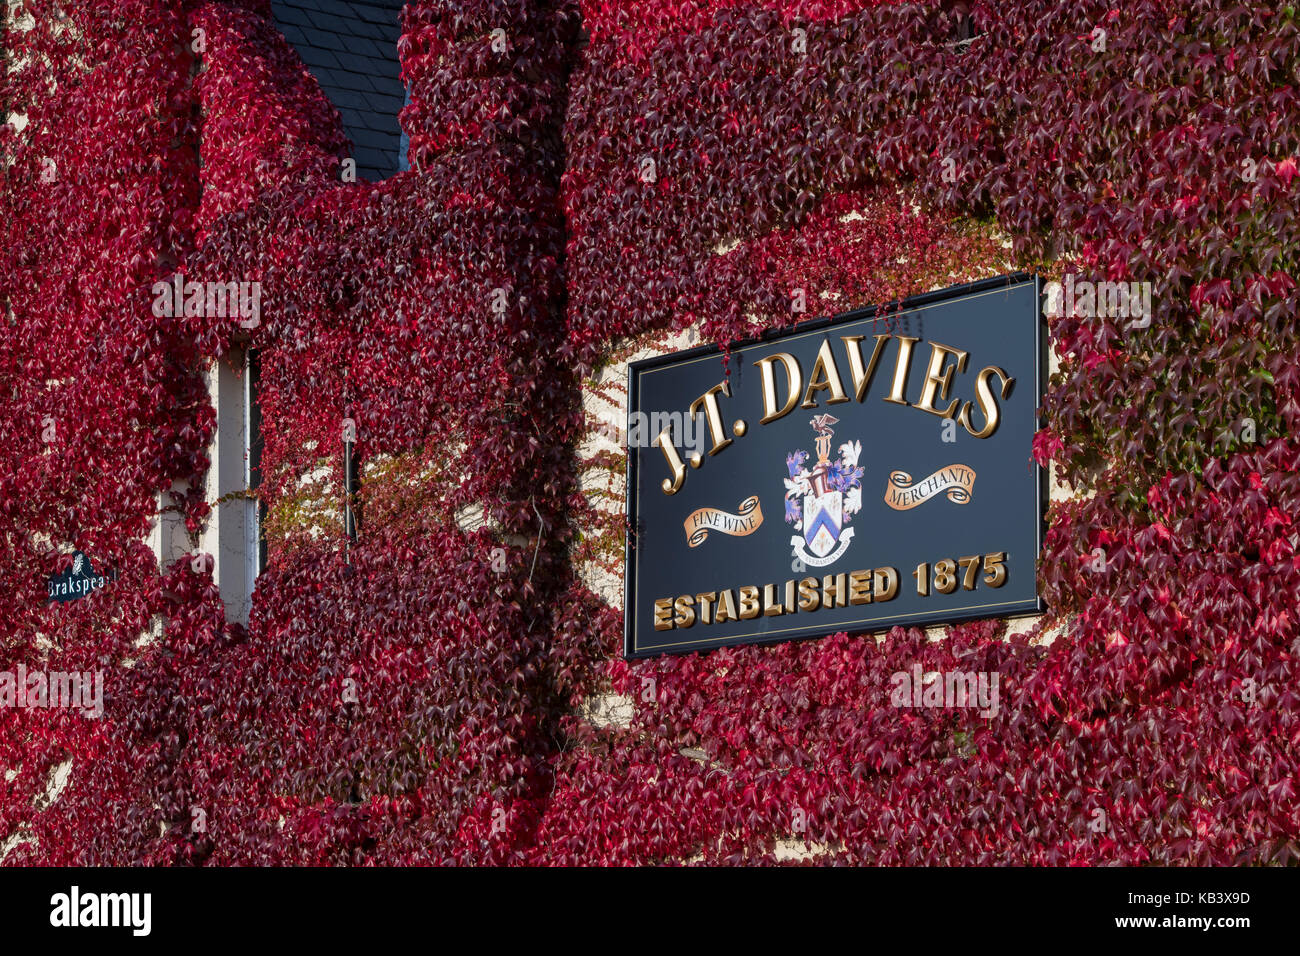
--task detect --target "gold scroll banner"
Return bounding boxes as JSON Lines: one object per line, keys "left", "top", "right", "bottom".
{"left": 684, "top": 495, "right": 764, "bottom": 548}
{"left": 885, "top": 465, "right": 977, "bottom": 511}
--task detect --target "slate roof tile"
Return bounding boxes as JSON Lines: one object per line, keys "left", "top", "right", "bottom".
{"left": 271, "top": 0, "right": 405, "bottom": 180}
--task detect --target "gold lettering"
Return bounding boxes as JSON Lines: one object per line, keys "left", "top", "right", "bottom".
{"left": 800, "top": 338, "right": 849, "bottom": 408}
{"left": 737, "top": 585, "right": 761, "bottom": 620}
{"left": 848, "top": 570, "right": 872, "bottom": 605}
{"left": 913, "top": 341, "right": 969, "bottom": 418}
{"left": 841, "top": 333, "right": 892, "bottom": 402}
{"left": 715, "top": 588, "right": 738, "bottom": 623}
{"left": 654, "top": 598, "right": 674, "bottom": 631}
{"left": 822, "top": 573, "right": 847, "bottom": 609}
{"left": 755, "top": 353, "right": 803, "bottom": 425}
{"left": 873, "top": 567, "right": 899, "bottom": 601}
{"left": 762, "top": 583, "right": 784, "bottom": 616}
{"left": 673, "top": 595, "right": 696, "bottom": 628}
{"left": 798, "top": 577, "right": 820, "bottom": 612}
{"left": 884, "top": 336, "right": 920, "bottom": 405}
{"left": 653, "top": 426, "right": 687, "bottom": 495}
{"left": 696, "top": 591, "right": 716, "bottom": 625}
{"left": 690, "top": 381, "right": 733, "bottom": 457}
{"left": 959, "top": 365, "right": 1013, "bottom": 438}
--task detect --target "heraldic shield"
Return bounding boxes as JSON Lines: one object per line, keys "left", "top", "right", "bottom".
{"left": 785, "top": 414, "right": 864, "bottom": 568}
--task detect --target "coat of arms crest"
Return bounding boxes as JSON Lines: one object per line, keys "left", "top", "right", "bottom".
{"left": 785, "top": 414, "right": 863, "bottom": 568}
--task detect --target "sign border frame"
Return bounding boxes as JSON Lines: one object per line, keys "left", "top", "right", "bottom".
{"left": 623, "top": 272, "right": 1047, "bottom": 660}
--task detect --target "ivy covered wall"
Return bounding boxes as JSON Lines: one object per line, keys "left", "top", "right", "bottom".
{"left": 2, "top": 0, "right": 1298, "bottom": 864}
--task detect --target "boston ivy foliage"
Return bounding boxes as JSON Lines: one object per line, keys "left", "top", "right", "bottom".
{"left": 1, "top": 0, "right": 1297, "bottom": 864}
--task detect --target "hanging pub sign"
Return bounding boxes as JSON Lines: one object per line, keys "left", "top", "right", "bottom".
{"left": 47, "top": 551, "right": 114, "bottom": 604}
{"left": 624, "top": 274, "right": 1045, "bottom": 658}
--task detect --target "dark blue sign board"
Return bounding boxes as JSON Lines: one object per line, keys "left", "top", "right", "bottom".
{"left": 624, "top": 274, "right": 1045, "bottom": 658}
{"left": 47, "top": 551, "right": 113, "bottom": 603}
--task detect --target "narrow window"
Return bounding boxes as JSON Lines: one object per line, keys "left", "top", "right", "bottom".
{"left": 204, "top": 347, "right": 263, "bottom": 625}
{"left": 247, "top": 348, "right": 266, "bottom": 580}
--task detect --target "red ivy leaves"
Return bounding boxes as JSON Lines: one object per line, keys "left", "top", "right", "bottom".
{"left": 2, "top": 0, "right": 1298, "bottom": 865}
